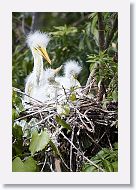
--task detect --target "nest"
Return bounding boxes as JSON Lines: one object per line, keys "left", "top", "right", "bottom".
{"left": 13, "top": 87, "right": 118, "bottom": 172}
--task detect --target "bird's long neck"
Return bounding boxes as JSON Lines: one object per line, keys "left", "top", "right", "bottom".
{"left": 33, "top": 53, "right": 44, "bottom": 86}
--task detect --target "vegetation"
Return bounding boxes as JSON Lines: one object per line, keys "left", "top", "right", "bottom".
{"left": 12, "top": 12, "right": 118, "bottom": 172}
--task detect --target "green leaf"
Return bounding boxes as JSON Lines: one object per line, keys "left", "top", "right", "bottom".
{"left": 102, "top": 159, "right": 113, "bottom": 172}
{"left": 112, "top": 90, "right": 118, "bottom": 102}
{"left": 82, "top": 164, "right": 97, "bottom": 172}
{"left": 29, "top": 129, "right": 50, "bottom": 155}
{"left": 12, "top": 157, "right": 37, "bottom": 172}
{"left": 63, "top": 104, "right": 70, "bottom": 115}
{"left": 49, "top": 140, "right": 60, "bottom": 156}
{"left": 82, "top": 143, "right": 118, "bottom": 172}
{"left": 112, "top": 161, "right": 118, "bottom": 172}
{"left": 12, "top": 124, "right": 23, "bottom": 140}
{"left": 70, "top": 93, "right": 77, "bottom": 101}
{"left": 56, "top": 115, "right": 72, "bottom": 131}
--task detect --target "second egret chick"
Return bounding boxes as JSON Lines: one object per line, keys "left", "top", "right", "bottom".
{"left": 32, "top": 66, "right": 62, "bottom": 103}
{"left": 56, "top": 60, "right": 82, "bottom": 96}
{"left": 55, "top": 61, "right": 82, "bottom": 116}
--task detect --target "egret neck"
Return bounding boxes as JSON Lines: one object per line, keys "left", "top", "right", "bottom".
{"left": 32, "top": 51, "right": 44, "bottom": 86}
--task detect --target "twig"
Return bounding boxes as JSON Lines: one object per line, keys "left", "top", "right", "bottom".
{"left": 41, "top": 153, "right": 47, "bottom": 172}
{"left": 106, "top": 134, "right": 113, "bottom": 151}
{"left": 60, "top": 131, "right": 105, "bottom": 172}
{"left": 12, "top": 87, "right": 43, "bottom": 105}
{"left": 86, "top": 132, "right": 102, "bottom": 149}
{"left": 54, "top": 158, "right": 61, "bottom": 172}
{"left": 70, "top": 126, "right": 75, "bottom": 171}
{"left": 85, "top": 63, "right": 98, "bottom": 94}
{"left": 30, "top": 12, "right": 36, "bottom": 32}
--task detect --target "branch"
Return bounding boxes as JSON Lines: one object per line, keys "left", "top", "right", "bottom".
{"left": 98, "top": 13, "right": 105, "bottom": 51}
{"left": 105, "top": 15, "right": 118, "bottom": 49}
{"left": 85, "top": 62, "right": 98, "bottom": 92}
{"left": 60, "top": 131, "right": 105, "bottom": 172}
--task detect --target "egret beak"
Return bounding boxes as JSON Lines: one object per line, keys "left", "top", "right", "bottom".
{"left": 39, "top": 47, "right": 51, "bottom": 65}
{"left": 54, "top": 65, "right": 63, "bottom": 74}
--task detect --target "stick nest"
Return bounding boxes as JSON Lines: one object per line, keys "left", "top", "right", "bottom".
{"left": 14, "top": 87, "right": 118, "bottom": 172}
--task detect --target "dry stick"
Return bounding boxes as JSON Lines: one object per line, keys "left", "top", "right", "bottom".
{"left": 41, "top": 153, "right": 47, "bottom": 172}
{"left": 54, "top": 158, "right": 61, "bottom": 172}
{"left": 91, "top": 131, "right": 107, "bottom": 153}
{"left": 47, "top": 121, "right": 72, "bottom": 172}
{"left": 83, "top": 113, "right": 95, "bottom": 132}
{"left": 85, "top": 63, "right": 98, "bottom": 94}
{"left": 86, "top": 132, "right": 102, "bottom": 150}
{"left": 30, "top": 12, "right": 36, "bottom": 32}
{"left": 82, "top": 105, "right": 117, "bottom": 114}
{"left": 77, "top": 110, "right": 92, "bottom": 132}
{"left": 30, "top": 113, "right": 55, "bottom": 127}
{"left": 13, "top": 15, "right": 30, "bottom": 33}
{"left": 106, "top": 134, "right": 113, "bottom": 151}
{"left": 14, "top": 108, "right": 46, "bottom": 121}
{"left": 76, "top": 109, "right": 94, "bottom": 132}
{"left": 21, "top": 15, "right": 26, "bottom": 35}
{"left": 12, "top": 87, "right": 43, "bottom": 105}
{"left": 60, "top": 131, "right": 105, "bottom": 172}
{"left": 70, "top": 126, "right": 75, "bottom": 171}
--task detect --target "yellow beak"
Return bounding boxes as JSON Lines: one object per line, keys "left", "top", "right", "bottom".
{"left": 54, "top": 65, "right": 63, "bottom": 74}
{"left": 39, "top": 47, "right": 51, "bottom": 65}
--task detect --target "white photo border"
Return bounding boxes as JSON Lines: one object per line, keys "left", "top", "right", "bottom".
{"left": 0, "top": 0, "right": 130, "bottom": 184}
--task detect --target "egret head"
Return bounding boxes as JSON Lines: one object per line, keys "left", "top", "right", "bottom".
{"left": 44, "top": 65, "right": 63, "bottom": 83}
{"left": 26, "top": 31, "right": 51, "bottom": 64}
{"left": 64, "top": 60, "right": 82, "bottom": 78}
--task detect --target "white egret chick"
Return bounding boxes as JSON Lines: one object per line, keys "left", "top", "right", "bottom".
{"left": 55, "top": 60, "right": 82, "bottom": 116}
{"left": 32, "top": 66, "right": 63, "bottom": 103}
{"left": 56, "top": 60, "right": 82, "bottom": 96}
{"left": 24, "top": 31, "right": 52, "bottom": 105}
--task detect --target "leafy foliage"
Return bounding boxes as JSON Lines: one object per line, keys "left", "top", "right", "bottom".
{"left": 12, "top": 157, "right": 37, "bottom": 172}
{"left": 82, "top": 143, "right": 118, "bottom": 172}
{"left": 12, "top": 12, "right": 118, "bottom": 172}
{"left": 29, "top": 129, "right": 50, "bottom": 155}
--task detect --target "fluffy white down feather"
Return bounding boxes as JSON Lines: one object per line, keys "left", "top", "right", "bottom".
{"left": 31, "top": 69, "right": 60, "bottom": 103}
{"left": 24, "top": 31, "right": 52, "bottom": 107}
{"left": 24, "top": 68, "right": 60, "bottom": 104}
{"left": 24, "top": 31, "right": 82, "bottom": 114}
{"left": 26, "top": 31, "right": 50, "bottom": 49}
{"left": 55, "top": 60, "right": 82, "bottom": 97}
{"left": 64, "top": 60, "right": 82, "bottom": 78}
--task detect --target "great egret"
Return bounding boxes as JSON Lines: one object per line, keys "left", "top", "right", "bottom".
{"left": 24, "top": 31, "right": 52, "bottom": 105}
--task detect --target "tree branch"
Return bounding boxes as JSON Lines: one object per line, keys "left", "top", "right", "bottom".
{"left": 105, "top": 15, "right": 118, "bottom": 49}
{"left": 98, "top": 12, "right": 105, "bottom": 51}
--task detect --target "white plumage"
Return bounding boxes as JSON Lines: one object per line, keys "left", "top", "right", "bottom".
{"left": 56, "top": 60, "right": 82, "bottom": 96}
{"left": 55, "top": 60, "right": 82, "bottom": 115}
{"left": 24, "top": 31, "right": 52, "bottom": 106}
{"left": 64, "top": 60, "right": 82, "bottom": 78}
{"left": 23, "top": 31, "right": 82, "bottom": 116}
{"left": 31, "top": 68, "right": 62, "bottom": 103}
{"left": 27, "top": 31, "right": 50, "bottom": 50}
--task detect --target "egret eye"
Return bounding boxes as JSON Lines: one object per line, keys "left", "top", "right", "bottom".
{"left": 34, "top": 47, "right": 38, "bottom": 52}
{"left": 34, "top": 47, "right": 42, "bottom": 55}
